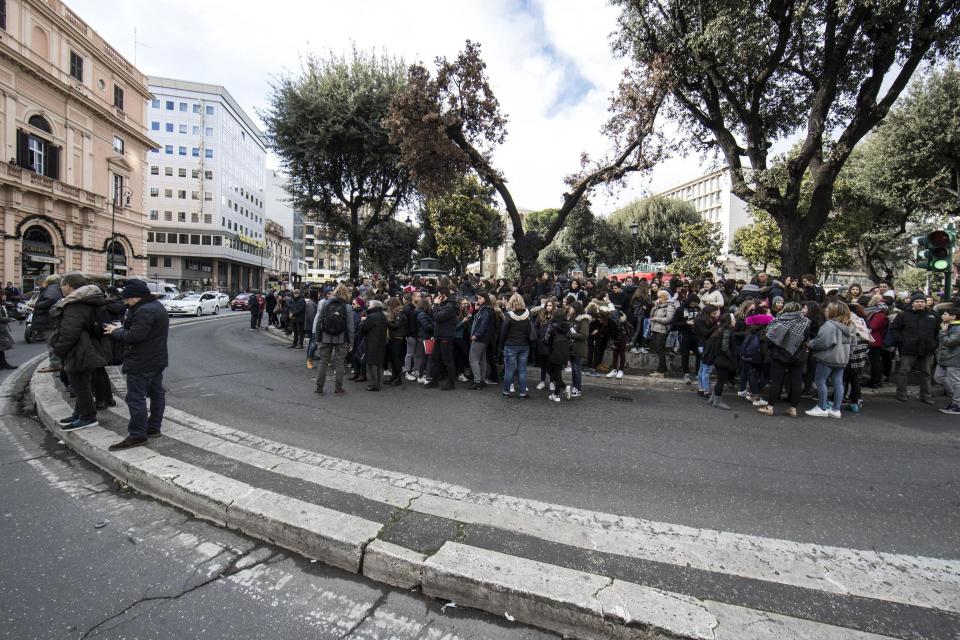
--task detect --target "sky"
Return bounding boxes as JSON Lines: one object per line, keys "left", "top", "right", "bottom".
{"left": 68, "top": 0, "right": 714, "bottom": 214}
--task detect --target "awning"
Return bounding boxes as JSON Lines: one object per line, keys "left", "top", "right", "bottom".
{"left": 24, "top": 253, "right": 60, "bottom": 265}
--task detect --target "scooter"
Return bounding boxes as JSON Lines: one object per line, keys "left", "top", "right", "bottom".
{"left": 23, "top": 310, "right": 46, "bottom": 344}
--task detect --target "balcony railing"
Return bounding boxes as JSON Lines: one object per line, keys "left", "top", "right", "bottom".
{"left": 0, "top": 163, "right": 104, "bottom": 208}
{"left": 62, "top": 6, "right": 90, "bottom": 36}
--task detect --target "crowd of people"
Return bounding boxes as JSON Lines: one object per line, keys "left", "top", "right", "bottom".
{"left": 243, "top": 271, "right": 960, "bottom": 417}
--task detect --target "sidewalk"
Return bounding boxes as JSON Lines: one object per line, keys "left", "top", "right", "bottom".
{"left": 25, "top": 359, "right": 959, "bottom": 640}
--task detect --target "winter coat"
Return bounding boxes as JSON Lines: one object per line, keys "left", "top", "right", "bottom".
{"left": 671, "top": 303, "right": 699, "bottom": 338}
{"left": 699, "top": 290, "right": 724, "bottom": 309}
{"left": 693, "top": 315, "right": 715, "bottom": 347}
{"left": 432, "top": 299, "right": 458, "bottom": 340}
{"left": 866, "top": 309, "right": 889, "bottom": 348}
{"left": 543, "top": 318, "right": 571, "bottom": 365}
{"left": 808, "top": 319, "right": 858, "bottom": 367}
{"left": 937, "top": 322, "right": 960, "bottom": 368}
{"left": 304, "top": 299, "right": 317, "bottom": 333}
{"left": 287, "top": 296, "right": 306, "bottom": 323}
{"left": 0, "top": 305, "right": 15, "bottom": 351}
{"left": 387, "top": 308, "right": 408, "bottom": 339}
{"left": 706, "top": 327, "right": 737, "bottom": 372}
{"left": 499, "top": 309, "right": 531, "bottom": 349}
{"left": 416, "top": 309, "right": 433, "bottom": 339}
{"left": 360, "top": 307, "right": 387, "bottom": 365}
{"left": 649, "top": 301, "right": 675, "bottom": 334}
{"left": 51, "top": 285, "right": 113, "bottom": 373}
{"left": 265, "top": 292, "right": 277, "bottom": 312}
{"left": 312, "top": 297, "right": 357, "bottom": 346}
{"left": 535, "top": 314, "right": 552, "bottom": 356}
{"left": 404, "top": 303, "right": 419, "bottom": 337}
{"left": 569, "top": 314, "right": 590, "bottom": 359}
{"left": 470, "top": 305, "right": 495, "bottom": 343}
{"left": 109, "top": 297, "right": 169, "bottom": 374}
{"left": 889, "top": 308, "right": 939, "bottom": 356}
{"left": 31, "top": 283, "right": 63, "bottom": 331}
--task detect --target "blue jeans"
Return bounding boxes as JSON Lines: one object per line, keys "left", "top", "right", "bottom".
{"left": 502, "top": 345, "right": 529, "bottom": 395}
{"left": 126, "top": 370, "right": 165, "bottom": 439}
{"left": 306, "top": 332, "right": 317, "bottom": 359}
{"left": 815, "top": 362, "right": 844, "bottom": 411}
{"left": 697, "top": 347, "right": 713, "bottom": 391}
{"left": 570, "top": 355, "right": 583, "bottom": 391}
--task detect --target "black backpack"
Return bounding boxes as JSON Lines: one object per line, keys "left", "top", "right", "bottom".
{"left": 321, "top": 298, "right": 347, "bottom": 335}
{"left": 740, "top": 331, "right": 762, "bottom": 364}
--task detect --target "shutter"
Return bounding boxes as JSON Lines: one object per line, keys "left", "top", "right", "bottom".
{"left": 45, "top": 145, "right": 59, "bottom": 180}
{"left": 16, "top": 129, "right": 29, "bottom": 168}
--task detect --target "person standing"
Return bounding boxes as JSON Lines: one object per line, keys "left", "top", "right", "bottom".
{"left": 287, "top": 289, "right": 306, "bottom": 348}
{"left": 0, "top": 291, "right": 17, "bottom": 370}
{"left": 34, "top": 274, "right": 64, "bottom": 373}
{"left": 265, "top": 289, "right": 277, "bottom": 326}
{"left": 499, "top": 293, "right": 532, "bottom": 398}
{"left": 567, "top": 302, "right": 590, "bottom": 398}
{"left": 757, "top": 302, "right": 810, "bottom": 418}
{"left": 103, "top": 280, "right": 169, "bottom": 450}
{"left": 402, "top": 291, "right": 420, "bottom": 380}
{"left": 888, "top": 293, "right": 939, "bottom": 404}
{"left": 313, "top": 284, "right": 354, "bottom": 395}
{"left": 543, "top": 307, "right": 571, "bottom": 402}
{"left": 385, "top": 297, "right": 407, "bottom": 386}
{"left": 805, "top": 302, "right": 858, "bottom": 418}
{"left": 426, "top": 288, "right": 458, "bottom": 390}
{"left": 249, "top": 290, "right": 262, "bottom": 331}
{"left": 360, "top": 299, "right": 387, "bottom": 391}
{"left": 304, "top": 291, "right": 318, "bottom": 369}
{"left": 468, "top": 292, "right": 494, "bottom": 390}
{"left": 933, "top": 306, "right": 960, "bottom": 414}
{"left": 51, "top": 273, "right": 112, "bottom": 431}
{"left": 647, "top": 290, "right": 675, "bottom": 378}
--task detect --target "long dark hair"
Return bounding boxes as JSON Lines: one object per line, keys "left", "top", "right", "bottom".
{"left": 697, "top": 304, "right": 718, "bottom": 323}
{"left": 803, "top": 300, "right": 825, "bottom": 328}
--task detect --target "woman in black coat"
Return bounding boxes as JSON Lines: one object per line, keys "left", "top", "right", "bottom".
{"left": 360, "top": 300, "right": 387, "bottom": 391}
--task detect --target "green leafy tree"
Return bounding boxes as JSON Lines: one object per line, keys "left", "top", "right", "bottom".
{"left": 424, "top": 175, "right": 505, "bottom": 273}
{"left": 263, "top": 48, "right": 413, "bottom": 280}
{"left": 732, "top": 210, "right": 781, "bottom": 274}
{"left": 361, "top": 219, "right": 419, "bottom": 275}
{"left": 895, "top": 267, "right": 937, "bottom": 294}
{"left": 670, "top": 221, "right": 723, "bottom": 278}
{"left": 560, "top": 200, "right": 596, "bottom": 271}
{"left": 612, "top": 0, "right": 960, "bottom": 277}
{"left": 608, "top": 196, "right": 699, "bottom": 263}
{"left": 541, "top": 243, "right": 574, "bottom": 275}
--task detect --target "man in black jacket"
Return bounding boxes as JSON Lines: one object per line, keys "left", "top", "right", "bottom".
{"left": 426, "top": 288, "right": 458, "bottom": 390}
{"left": 287, "top": 289, "right": 306, "bottom": 348}
{"left": 889, "top": 293, "right": 939, "bottom": 404}
{"left": 34, "top": 274, "right": 63, "bottom": 373}
{"left": 104, "top": 279, "right": 170, "bottom": 450}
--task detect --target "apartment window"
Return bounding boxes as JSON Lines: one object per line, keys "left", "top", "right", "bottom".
{"left": 192, "top": 126, "right": 200, "bottom": 135}
{"left": 190, "top": 235, "right": 200, "bottom": 245}
{"left": 179, "top": 234, "right": 188, "bottom": 244}
{"left": 191, "top": 191, "right": 199, "bottom": 200}
{"left": 150, "top": 166, "right": 159, "bottom": 176}
{"left": 192, "top": 104, "right": 201, "bottom": 114}
{"left": 191, "top": 212, "right": 199, "bottom": 223}
{"left": 165, "top": 101, "right": 174, "bottom": 110}
{"left": 164, "top": 211, "right": 172, "bottom": 221}
{"left": 168, "top": 233, "right": 177, "bottom": 243}
{"left": 205, "top": 148, "right": 213, "bottom": 159}
{"left": 69, "top": 51, "right": 83, "bottom": 82}
{"left": 151, "top": 121, "right": 160, "bottom": 131}
{"left": 204, "top": 192, "right": 213, "bottom": 201}
{"left": 163, "top": 188, "right": 172, "bottom": 198}
{"left": 149, "top": 188, "right": 159, "bottom": 197}
{"left": 179, "top": 102, "right": 187, "bottom": 112}
{"left": 149, "top": 209, "right": 159, "bottom": 221}
{"left": 205, "top": 106, "right": 214, "bottom": 115}
{"left": 178, "top": 211, "right": 186, "bottom": 222}
{"left": 212, "top": 236, "right": 222, "bottom": 246}
{"left": 179, "top": 124, "right": 187, "bottom": 134}
{"left": 148, "top": 256, "right": 157, "bottom": 267}
{"left": 192, "top": 169, "right": 200, "bottom": 179}
{"left": 155, "top": 232, "right": 166, "bottom": 243}
{"left": 191, "top": 148, "right": 200, "bottom": 157}
{"left": 164, "top": 166, "right": 173, "bottom": 176}
{"left": 151, "top": 99, "right": 160, "bottom": 109}
{"left": 202, "top": 234, "right": 211, "bottom": 244}
{"left": 178, "top": 168, "right": 187, "bottom": 178}
{"left": 112, "top": 174, "right": 125, "bottom": 206}
{"left": 178, "top": 146, "right": 186, "bottom": 156}
{"left": 205, "top": 127, "right": 213, "bottom": 136}
{"left": 177, "top": 189, "right": 186, "bottom": 199}
{"left": 221, "top": 217, "right": 225, "bottom": 226}
{"left": 203, "top": 214, "right": 213, "bottom": 225}
{"left": 164, "top": 145, "right": 173, "bottom": 155}
{"left": 113, "top": 85, "right": 124, "bottom": 110}
{"left": 163, "top": 257, "right": 172, "bottom": 268}
{"left": 204, "top": 170, "right": 213, "bottom": 180}
{"left": 165, "top": 123, "right": 174, "bottom": 133}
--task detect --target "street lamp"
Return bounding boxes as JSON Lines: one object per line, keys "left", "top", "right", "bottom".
{"left": 629, "top": 222, "right": 639, "bottom": 278}
{"left": 404, "top": 215, "right": 414, "bottom": 274}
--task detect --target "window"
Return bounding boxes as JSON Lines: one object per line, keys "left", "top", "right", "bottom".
{"left": 165, "top": 101, "right": 174, "bottom": 110}
{"left": 190, "top": 234, "right": 200, "bottom": 245}
{"left": 179, "top": 234, "right": 188, "bottom": 244}
{"left": 205, "top": 127, "right": 213, "bottom": 136}
{"left": 191, "top": 212, "right": 199, "bottom": 223}
{"left": 162, "top": 167, "right": 171, "bottom": 177}
{"left": 193, "top": 104, "right": 201, "bottom": 114}
{"left": 179, "top": 102, "right": 187, "bottom": 112}
{"left": 192, "top": 169, "right": 200, "bottom": 179}
{"left": 113, "top": 85, "right": 124, "bottom": 110}
{"left": 163, "top": 257, "right": 172, "bottom": 268}
{"left": 191, "top": 147, "right": 200, "bottom": 157}
{"left": 155, "top": 232, "right": 166, "bottom": 243}
{"left": 69, "top": 51, "right": 83, "bottom": 82}
{"left": 164, "top": 145, "right": 173, "bottom": 155}
{"left": 205, "top": 106, "right": 214, "bottom": 115}
{"left": 177, "top": 189, "right": 186, "bottom": 199}
{"left": 192, "top": 126, "right": 200, "bottom": 135}
{"left": 149, "top": 187, "right": 160, "bottom": 197}
{"left": 164, "top": 211, "right": 172, "bottom": 221}
{"left": 178, "top": 146, "right": 186, "bottom": 156}
{"left": 202, "top": 234, "right": 211, "bottom": 245}
{"left": 178, "top": 211, "right": 186, "bottom": 222}
{"left": 150, "top": 166, "right": 159, "bottom": 176}
{"left": 204, "top": 192, "right": 213, "bottom": 201}
{"left": 165, "top": 123, "right": 173, "bottom": 133}
{"left": 213, "top": 236, "right": 222, "bottom": 246}
{"left": 205, "top": 148, "right": 213, "bottom": 159}
{"left": 151, "top": 99, "right": 160, "bottom": 109}
{"left": 178, "top": 168, "right": 187, "bottom": 178}
{"left": 191, "top": 191, "right": 199, "bottom": 200}
{"left": 148, "top": 256, "right": 157, "bottom": 267}
{"left": 168, "top": 234, "right": 177, "bottom": 244}
{"left": 149, "top": 209, "right": 159, "bottom": 221}
{"left": 151, "top": 121, "right": 160, "bottom": 131}
{"left": 204, "top": 170, "right": 213, "bottom": 180}
{"left": 112, "top": 174, "right": 125, "bottom": 206}
{"left": 164, "top": 188, "right": 172, "bottom": 198}
{"left": 203, "top": 214, "right": 213, "bottom": 225}
{"left": 179, "top": 124, "right": 188, "bottom": 134}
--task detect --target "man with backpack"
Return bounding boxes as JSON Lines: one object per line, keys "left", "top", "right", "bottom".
{"left": 312, "top": 283, "right": 354, "bottom": 395}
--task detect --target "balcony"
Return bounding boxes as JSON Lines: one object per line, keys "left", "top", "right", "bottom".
{"left": 0, "top": 163, "right": 104, "bottom": 208}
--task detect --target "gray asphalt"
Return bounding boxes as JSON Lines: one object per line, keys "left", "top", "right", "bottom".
{"left": 162, "top": 313, "right": 960, "bottom": 560}
{"left": 0, "top": 356, "right": 554, "bottom": 640}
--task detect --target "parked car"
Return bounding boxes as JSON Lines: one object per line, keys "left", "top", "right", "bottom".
{"left": 166, "top": 292, "right": 220, "bottom": 316}
{"left": 230, "top": 293, "right": 252, "bottom": 311}
{"left": 147, "top": 282, "right": 181, "bottom": 297}
{"left": 213, "top": 291, "right": 230, "bottom": 307}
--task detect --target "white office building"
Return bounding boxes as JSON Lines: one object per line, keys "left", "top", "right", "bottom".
{"left": 143, "top": 77, "right": 267, "bottom": 292}
{"left": 657, "top": 167, "right": 750, "bottom": 254}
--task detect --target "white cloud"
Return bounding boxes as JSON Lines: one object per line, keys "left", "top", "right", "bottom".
{"left": 68, "top": 0, "right": 709, "bottom": 213}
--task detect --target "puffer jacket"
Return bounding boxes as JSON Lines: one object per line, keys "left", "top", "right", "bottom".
{"left": 937, "top": 321, "right": 960, "bottom": 368}
{"left": 649, "top": 301, "right": 675, "bottom": 334}
{"left": 51, "top": 284, "right": 112, "bottom": 373}
{"left": 109, "top": 297, "right": 169, "bottom": 373}
{"left": 499, "top": 309, "right": 531, "bottom": 348}
{"left": 387, "top": 307, "right": 408, "bottom": 339}
{"left": 889, "top": 307, "right": 939, "bottom": 356}
{"left": 31, "top": 283, "right": 63, "bottom": 331}
{"left": 470, "top": 305, "right": 495, "bottom": 343}
{"left": 416, "top": 308, "right": 433, "bottom": 339}
{"left": 433, "top": 299, "right": 458, "bottom": 340}
{"left": 808, "top": 319, "right": 858, "bottom": 367}
{"left": 569, "top": 314, "right": 590, "bottom": 359}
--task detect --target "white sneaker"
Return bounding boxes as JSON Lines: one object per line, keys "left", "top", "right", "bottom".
{"left": 828, "top": 410, "right": 842, "bottom": 419}
{"left": 570, "top": 388, "right": 582, "bottom": 398}
{"left": 630, "top": 347, "right": 641, "bottom": 354}
{"left": 405, "top": 373, "right": 417, "bottom": 382}
{"left": 805, "top": 406, "right": 830, "bottom": 417}
{"left": 615, "top": 370, "right": 624, "bottom": 379}
{"left": 548, "top": 394, "right": 561, "bottom": 403}
{"left": 458, "top": 374, "right": 468, "bottom": 382}
{"left": 564, "top": 386, "right": 571, "bottom": 400}
{"left": 605, "top": 369, "right": 617, "bottom": 378}
{"left": 564, "top": 366, "right": 572, "bottom": 374}
{"left": 418, "top": 377, "right": 430, "bottom": 385}
{"left": 537, "top": 381, "right": 547, "bottom": 390}
{"left": 549, "top": 382, "right": 556, "bottom": 391}
{"left": 737, "top": 390, "right": 748, "bottom": 398}
{"left": 683, "top": 374, "right": 691, "bottom": 384}
{"left": 752, "top": 399, "right": 769, "bottom": 407}
{"left": 510, "top": 384, "right": 515, "bottom": 393}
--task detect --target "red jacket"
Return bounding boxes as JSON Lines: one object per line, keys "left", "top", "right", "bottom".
{"left": 866, "top": 310, "right": 888, "bottom": 348}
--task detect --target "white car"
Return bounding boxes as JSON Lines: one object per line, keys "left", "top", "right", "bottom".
{"left": 166, "top": 292, "right": 220, "bottom": 316}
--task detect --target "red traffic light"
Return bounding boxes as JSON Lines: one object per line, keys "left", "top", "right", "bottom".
{"left": 927, "top": 230, "right": 951, "bottom": 248}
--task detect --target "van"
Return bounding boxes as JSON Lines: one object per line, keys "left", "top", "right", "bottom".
{"left": 147, "top": 282, "right": 181, "bottom": 296}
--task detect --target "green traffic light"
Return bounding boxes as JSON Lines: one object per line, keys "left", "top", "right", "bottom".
{"left": 933, "top": 258, "right": 950, "bottom": 271}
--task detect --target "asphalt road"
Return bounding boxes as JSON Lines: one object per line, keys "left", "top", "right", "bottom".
{"left": 155, "top": 313, "right": 960, "bottom": 562}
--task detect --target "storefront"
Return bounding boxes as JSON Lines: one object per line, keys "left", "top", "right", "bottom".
{"left": 20, "top": 226, "right": 59, "bottom": 294}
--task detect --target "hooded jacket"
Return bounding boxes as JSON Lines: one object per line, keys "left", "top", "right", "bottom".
{"left": 432, "top": 299, "right": 458, "bottom": 340}
{"left": 807, "top": 319, "right": 858, "bottom": 366}
{"left": 500, "top": 309, "right": 531, "bottom": 349}
{"left": 360, "top": 305, "right": 387, "bottom": 364}
{"left": 937, "top": 321, "right": 960, "bottom": 368}
{"left": 470, "top": 304, "right": 495, "bottom": 342}
{"left": 649, "top": 300, "right": 675, "bottom": 334}
{"left": 31, "top": 282, "right": 63, "bottom": 330}
{"left": 569, "top": 314, "right": 590, "bottom": 359}
{"left": 52, "top": 284, "right": 113, "bottom": 373}
{"left": 109, "top": 296, "right": 169, "bottom": 374}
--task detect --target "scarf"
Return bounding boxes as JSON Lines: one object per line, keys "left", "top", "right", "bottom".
{"left": 765, "top": 311, "right": 810, "bottom": 355}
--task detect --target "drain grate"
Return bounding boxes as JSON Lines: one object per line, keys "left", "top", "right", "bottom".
{"left": 608, "top": 395, "right": 635, "bottom": 403}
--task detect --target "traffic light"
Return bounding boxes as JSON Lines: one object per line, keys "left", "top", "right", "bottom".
{"left": 914, "top": 229, "right": 955, "bottom": 272}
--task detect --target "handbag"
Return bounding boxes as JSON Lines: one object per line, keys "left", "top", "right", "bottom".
{"left": 527, "top": 319, "right": 538, "bottom": 344}
{"left": 423, "top": 337, "right": 435, "bottom": 356}
{"left": 666, "top": 330, "right": 679, "bottom": 350}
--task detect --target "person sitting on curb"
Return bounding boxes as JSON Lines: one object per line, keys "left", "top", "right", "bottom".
{"left": 103, "top": 279, "right": 170, "bottom": 451}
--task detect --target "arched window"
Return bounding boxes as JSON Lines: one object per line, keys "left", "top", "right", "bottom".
{"left": 18, "top": 116, "right": 59, "bottom": 179}
{"left": 106, "top": 240, "right": 127, "bottom": 269}
{"left": 23, "top": 226, "right": 52, "bottom": 245}
{"left": 28, "top": 115, "right": 52, "bottom": 133}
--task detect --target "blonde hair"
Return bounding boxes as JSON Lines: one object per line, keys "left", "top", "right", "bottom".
{"left": 333, "top": 284, "right": 350, "bottom": 301}
{"left": 508, "top": 293, "right": 526, "bottom": 312}
{"left": 824, "top": 301, "right": 851, "bottom": 324}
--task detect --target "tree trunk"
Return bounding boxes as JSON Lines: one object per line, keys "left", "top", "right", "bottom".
{"left": 513, "top": 233, "right": 544, "bottom": 282}
{"left": 777, "top": 217, "right": 815, "bottom": 278}
{"left": 349, "top": 205, "right": 361, "bottom": 281}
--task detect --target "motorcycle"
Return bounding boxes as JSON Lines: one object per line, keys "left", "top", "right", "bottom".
{"left": 23, "top": 310, "right": 46, "bottom": 344}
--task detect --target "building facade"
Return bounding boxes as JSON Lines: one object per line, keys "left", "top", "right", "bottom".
{"left": 303, "top": 220, "right": 349, "bottom": 281}
{"left": 264, "top": 169, "right": 302, "bottom": 286}
{"left": 263, "top": 218, "right": 292, "bottom": 287}
{"left": 144, "top": 77, "right": 266, "bottom": 292}
{"left": 0, "top": 0, "right": 156, "bottom": 293}
{"left": 656, "top": 167, "right": 750, "bottom": 254}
